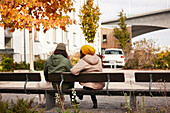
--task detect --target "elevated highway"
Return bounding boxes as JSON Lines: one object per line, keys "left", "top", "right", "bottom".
{"left": 102, "top": 8, "right": 170, "bottom": 37}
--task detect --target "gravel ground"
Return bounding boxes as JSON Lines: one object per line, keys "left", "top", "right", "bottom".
{"left": 1, "top": 93, "right": 169, "bottom": 113}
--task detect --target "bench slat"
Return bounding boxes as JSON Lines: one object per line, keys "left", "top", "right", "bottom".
{"left": 0, "top": 73, "right": 41, "bottom": 81}
{"left": 135, "top": 72, "right": 170, "bottom": 82}
{"left": 0, "top": 87, "right": 46, "bottom": 94}
{"left": 47, "top": 72, "right": 125, "bottom": 82}
{"left": 63, "top": 88, "right": 170, "bottom": 96}
{"left": 0, "top": 87, "right": 169, "bottom": 96}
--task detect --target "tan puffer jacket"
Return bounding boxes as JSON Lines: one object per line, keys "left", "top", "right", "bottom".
{"left": 70, "top": 54, "right": 105, "bottom": 89}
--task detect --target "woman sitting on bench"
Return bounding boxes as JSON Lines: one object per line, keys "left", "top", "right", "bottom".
{"left": 44, "top": 43, "right": 78, "bottom": 105}
{"left": 70, "top": 45, "right": 105, "bottom": 109}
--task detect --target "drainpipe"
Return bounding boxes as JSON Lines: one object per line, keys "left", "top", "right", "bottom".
{"left": 24, "top": 27, "right": 26, "bottom": 63}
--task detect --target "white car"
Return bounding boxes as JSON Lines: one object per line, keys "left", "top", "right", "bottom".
{"left": 102, "top": 48, "right": 125, "bottom": 68}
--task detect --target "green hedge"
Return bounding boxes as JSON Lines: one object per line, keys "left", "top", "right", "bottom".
{"left": 0, "top": 55, "right": 45, "bottom": 72}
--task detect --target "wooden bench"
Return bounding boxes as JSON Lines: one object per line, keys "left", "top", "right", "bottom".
{"left": 0, "top": 72, "right": 66, "bottom": 110}
{"left": 0, "top": 72, "right": 41, "bottom": 94}
{"left": 0, "top": 72, "right": 126, "bottom": 110}
{"left": 46, "top": 72, "right": 170, "bottom": 109}
{"left": 46, "top": 72, "right": 127, "bottom": 109}
{"left": 130, "top": 72, "right": 170, "bottom": 107}
{"left": 134, "top": 72, "right": 170, "bottom": 96}
{"left": 0, "top": 72, "right": 169, "bottom": 110}
{"left": 47, "top": 72, "right": 125, "bottom": 95}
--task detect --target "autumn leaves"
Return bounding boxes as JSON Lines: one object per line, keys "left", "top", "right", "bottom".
{"left": 0, "top": 0, "right": 75, "bottom": 32}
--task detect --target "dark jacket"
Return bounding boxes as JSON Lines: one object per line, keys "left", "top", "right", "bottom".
{"left": 44, "top": 54, "right": 73, "bottom": 89}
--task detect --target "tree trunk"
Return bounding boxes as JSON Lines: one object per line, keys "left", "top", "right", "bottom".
{"left": 29, "top": 30, "right": 34, "bottom": 71}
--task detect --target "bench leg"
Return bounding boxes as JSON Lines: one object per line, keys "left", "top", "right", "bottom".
{"left": 45, "top": 92, "right": 56, "bottom": 111}
{"left": 130, "top": 95, "right": 136, "bottom": 109}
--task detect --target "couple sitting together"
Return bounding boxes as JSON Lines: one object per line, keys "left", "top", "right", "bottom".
{"left": 44, "top": 43, "right": 105, "bottom": 109}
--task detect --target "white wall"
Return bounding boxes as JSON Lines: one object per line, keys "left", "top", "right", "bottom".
{"left": 0, "top": 27, "right": 4, "bottom": 49}
{"left": 0, "top": 0, "right": 101, "bottom": 62}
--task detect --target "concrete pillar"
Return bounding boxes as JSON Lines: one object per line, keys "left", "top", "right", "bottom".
{"left": 29, "top": 30, "right": 34, "bottom": 71}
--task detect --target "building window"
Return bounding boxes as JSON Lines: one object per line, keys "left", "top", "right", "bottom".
{"left": 73, "top": 32, "right": 76, "bottom": 46}
{"left": 46, "top": 31, "right": 50, "bottom": 44}
{"left": 63, "top": 31, "right": 68, "bottom": 44}
{"left": 4, "top": 28, "right": 12, "bottom": 48}
{"left": 5, "top": 37, "right": 12, "bottom": 48}
{"left": 56, "top": 28, "right": 62, "bottom": 43}
{"left": 73, "top": 11, "right": 76, "bottom": 20}
{"left": 53, "top": 28, "right": 57, "bottom": 43}
{"left": 97, "top": 0, "right": 99, "bottom": 5}
{"left": 34, "top": 29, "right": 39, "bottom": 42}
{"left": 103, "top": 34, "right": 107, "bottom": 43}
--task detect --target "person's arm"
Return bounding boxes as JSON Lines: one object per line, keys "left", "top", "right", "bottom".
{"left": 44, "top": 60, "right": 49, "bottom": 81}
{"left": 65, "top": 59, "right": 72, "bottom": 72}
{"left": 70, "top": 59, "right": 88, "bottom": 75}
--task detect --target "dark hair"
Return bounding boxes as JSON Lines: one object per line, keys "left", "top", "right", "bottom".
{"left": 54, "top": 49, "right": 68, "bottom": 59}
{"left": 80, "top": 50, "right": 85, "bottom": 59}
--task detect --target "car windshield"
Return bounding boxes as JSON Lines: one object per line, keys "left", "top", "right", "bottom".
{"left": 105, "top": 50, "right": 123, "bottom": 55}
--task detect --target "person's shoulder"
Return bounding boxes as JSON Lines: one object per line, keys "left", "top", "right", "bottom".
{"left": 62, "top": 57, "right": 71, "bottom": 63}
{"left": 45, "top": 55, "right": 52, "bottom": 62}
{"left": 96, "top": 54, "right": 102, "bottom": 59}
{"left": 83, "top": 54, "right": 100, "bottom": 59}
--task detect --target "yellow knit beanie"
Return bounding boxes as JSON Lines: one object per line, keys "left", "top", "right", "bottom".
{"left": 81, "top": 45, "right": 95, "bottom": 55}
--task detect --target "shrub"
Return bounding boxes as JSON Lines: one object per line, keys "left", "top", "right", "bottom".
{"left": 0, "top": 55, "right": 14, "bottom": 72}
{"left": 34, "top": 56, "right": 45, "bottom": 71}
{"left": 153, "top": 49, "right": 170, "bottom": 69}
{"left": 0, "top": 97, "right": 43, "bottom": 113}
{"left": 124, "top": 38, "right": 160, "bottom": 69}
{"left": 13, "top": 61, "right": 30, "bottom": 70}
{"left": 125, "top": 38, "right": 170, "bottom": 70}
{"left": 0, "top": 54, "right": 46, "bottom": 71}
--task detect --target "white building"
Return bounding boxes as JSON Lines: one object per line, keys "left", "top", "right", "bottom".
{"left": 0, "top": 0, "right": 101, "bottom": 63}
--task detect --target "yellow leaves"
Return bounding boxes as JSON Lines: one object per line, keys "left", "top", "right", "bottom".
{"left": 51, "top": 0, "right": 54, "bottom": 4}
{"left": 79, "top": 0, "right": 100, "bottom": 43}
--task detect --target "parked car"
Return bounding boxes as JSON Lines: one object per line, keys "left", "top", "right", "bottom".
{"left": 102, "top": 48, "right": 125, "bottom": 68}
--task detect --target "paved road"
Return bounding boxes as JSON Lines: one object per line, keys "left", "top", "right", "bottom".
{"left": 0, "top": 69, "right": 170, "bottom": 113}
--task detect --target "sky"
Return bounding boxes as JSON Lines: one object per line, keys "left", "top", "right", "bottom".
{"left": 100, "top": 0, "right": 170, "bottom": 21}
{"left": 100, "top": 0, "right": 170, "bottom": 48}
